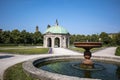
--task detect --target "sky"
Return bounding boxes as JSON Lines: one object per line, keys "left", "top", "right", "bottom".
{"left": 0, "top": 0, "right": 120, "bottom": 35}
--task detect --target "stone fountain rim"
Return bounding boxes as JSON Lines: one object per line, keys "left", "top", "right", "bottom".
{"left": 74, "top": 42, "right": 102, "bottom": 43}
{"left": 74, "top": 42, "right": 102, "bottom": 47}
{"left": 22, "top": 55, "right": 120, "bottom": 80}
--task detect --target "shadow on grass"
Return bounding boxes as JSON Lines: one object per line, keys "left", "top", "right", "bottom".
{"left": 0, "top": 55, "right": 14, "bottom": 59}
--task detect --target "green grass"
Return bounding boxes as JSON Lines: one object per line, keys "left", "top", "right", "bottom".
{"left": 0, "top": 46, "right": 28, "bottom": 49}
{"left": 3, "top": 63, "right": 37, "bottom": 80}
{"left": 0, "top": 44, "right": 43, "bottom": 47}
{"left": 90, "top": 48, "right": 104, "bottom": 53}
{"left": 69, "top": 47, "right": 105, "bottom": 53}
{"left": 0, "top": 45, "right": 42, "bottom": 48}
{"left": 70, "top": 47, "right": 85, "bottom": 53}
{"left": 115, "top": 46, "right": 120, "bottom": 56}
{"left": 0, "top": 48, "right": 49, "bottom": 54}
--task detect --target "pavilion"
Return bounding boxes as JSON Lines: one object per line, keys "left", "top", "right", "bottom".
{"left": 43, "top": 20, "right": 70, "bottom": 48}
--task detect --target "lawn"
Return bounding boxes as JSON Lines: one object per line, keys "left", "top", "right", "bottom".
{"left": 70, "top": 47, "right": 85, "bottom": 53}
{"left": 3, "top": 63, "right": 37, "bottom": 80}
{"left": 2, "top": 46, "right": 48, "bottom": 80}
{"left": 69, "top": 47, "right": 105, "bottom": 53}
{"left": 0, "top": 48, "right": 49, "bottom": 54}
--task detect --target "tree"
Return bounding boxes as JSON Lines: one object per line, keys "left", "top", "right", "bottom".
{"left": 80, "top": 35, "right": 86, "bottom": 42}
{"left": 70, "top": 34, "right": 87, "bottom": 45}
{"left": 90, "top": 34, "right": 99, "bottom": 42}
{"left": 20, "top": 30, "right": 27, "bottom": 43}
{"left": 99, "top": 32, "right": 112, "bottom": 45}
{"left": 0, "top": 31, "right": 13, "bottom": 44}
{"left": 20, "top": 30, "right": 32, "bottom": 44}
{"left": 70, "top": 34, "right": 75, "bottom": 44}
{"left": 11, "top": 29, "right": 21, "bottom": 44}
{"left": 115, "top": 32, "right": 120, "bottom": 45}
{"left": 0, "top": 29, "right": 44, "bottom": 45}
{"left": 86, "top": 35, "right": 91, "bottom": 42}
{"left": 0, "top": 31, "right": 3, "bottom": 43}
{"left": 32, "top": 31, "right": 43, "bottom": 44}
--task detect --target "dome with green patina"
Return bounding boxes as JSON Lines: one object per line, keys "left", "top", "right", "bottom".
{"left": 44, "top": 25, "right": 69, "bottom": 34}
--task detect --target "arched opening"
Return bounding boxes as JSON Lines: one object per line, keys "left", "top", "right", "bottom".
{"left": 54, "top": 37, "right": 60, "bottom": 48}
{"left": 47, "top": 38, "right": 52, "bottom": 47}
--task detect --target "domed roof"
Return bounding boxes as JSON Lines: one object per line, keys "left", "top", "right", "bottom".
{"left": 44, "top": 25, "right": 69, "bottom": 34}
{"left": 44, "top": 20, "right": 69, "bottom": 34}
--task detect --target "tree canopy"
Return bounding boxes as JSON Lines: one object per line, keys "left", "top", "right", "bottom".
{"left": 70, "top": 32, "right": 120, "bottom": 46}
{"left": 0, "top": 29, "right": 119, "bottom": 46}
{"left": 0, "top": 29, "right": 43, "bottom": 45}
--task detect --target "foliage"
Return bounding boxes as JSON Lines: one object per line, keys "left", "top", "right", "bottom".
{"left": 115, "top": 32, "right": 120, "bottom": 45}
{"left": 20, "top": 30, "right": 33, "bottom": 44}
{"left": 0, "top": 29, "right": 120, "bottom": 47}
{"left": 0, "top": 29, "right": 43, "bottom": 45}
{"left": 70, "top": 34, "right": 99, "bottom": 44}
{"left": 32, "top": 31, "right": 43, "bottom": 44}
{"left": 99, "top": 32, "right": 112, "bottom": 45}
{"left": 11, "top": 29, "right": 21, "bottom": 44}
{"left": 0, "top": 43, "right": 43, "bottom": 47}
{"left": 0, "top": 31, "right": 13, "bottom": 43}
{"left": 115, "top": 47, "right": 120, "bottom": 56}
{"left": 3, "top": 63, "right": 37, "bottom": 80}
{"left": 70, "top": 47, "right": 104, "bottom": 53}
{"left": 70, "top": 32, "right": 120, "bottom": 46}
{"left": 0, "top": 48, "right": 49, "bottom": 54}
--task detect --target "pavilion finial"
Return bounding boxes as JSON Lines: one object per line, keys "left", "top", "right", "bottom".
{"left": 56, "top": 19, "right": 58, "bottom": 26}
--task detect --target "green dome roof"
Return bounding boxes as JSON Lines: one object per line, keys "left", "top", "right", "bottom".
{"left": 44, "top": 25, "right": 69, "bottom": 34}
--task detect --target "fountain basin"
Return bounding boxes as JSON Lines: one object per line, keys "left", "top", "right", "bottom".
{"left": 74, "top": 42, "right": 102, "bottom": 67}
{"left": 74, "top": 42, "right": 102, "bottom": 49}
{"left": 23, "top": 55, "right": 120, "bottom": 80}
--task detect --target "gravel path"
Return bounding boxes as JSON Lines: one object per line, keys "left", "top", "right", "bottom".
{"left": 0, "top": 48, "right": 81, "bottom": 80}
{"left": 0, "top": 47, "right": 118, "bottom": 80}
{"left": 93, "top": 47, "right": 117, "bottom": 57}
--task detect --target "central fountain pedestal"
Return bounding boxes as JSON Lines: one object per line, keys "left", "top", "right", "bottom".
{"left": 80, "top": 48, "right": 94, "bottom": 69}
{"left": 74, "top": 42, "right": 102, "bottom": 69}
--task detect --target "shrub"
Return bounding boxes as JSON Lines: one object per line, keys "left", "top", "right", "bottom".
{"left": 115, "top": 47, "right": 120, "bottom": 56}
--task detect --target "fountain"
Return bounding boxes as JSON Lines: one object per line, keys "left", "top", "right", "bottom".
{"left": 74, "top": 42, "right": 102, "bottom": 69}
{"left": 23, "top": 42, "right": 120, "bottom": 80}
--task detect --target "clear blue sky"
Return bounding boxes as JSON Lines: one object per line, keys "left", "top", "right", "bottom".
{"left": 0, "top": 0, "right": 120, "bottom": 35}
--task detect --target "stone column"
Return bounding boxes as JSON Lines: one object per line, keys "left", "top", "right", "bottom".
{"left": 68, "top": 37, "right": 70, "bottom": 48}
{"left": 44, "top": 36, "right": 47, "bottom": 48}
{"left": 64, "top": 36, "right": 66, "bottom": 48}
{"left": 59, "top": 37, "right": 62, "bottom": 48}
{"left": 52, "top": 37, "right": 54, "bottom": 48}
{"left": 46, "top": 37, "right": 48, "bottom": 48}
